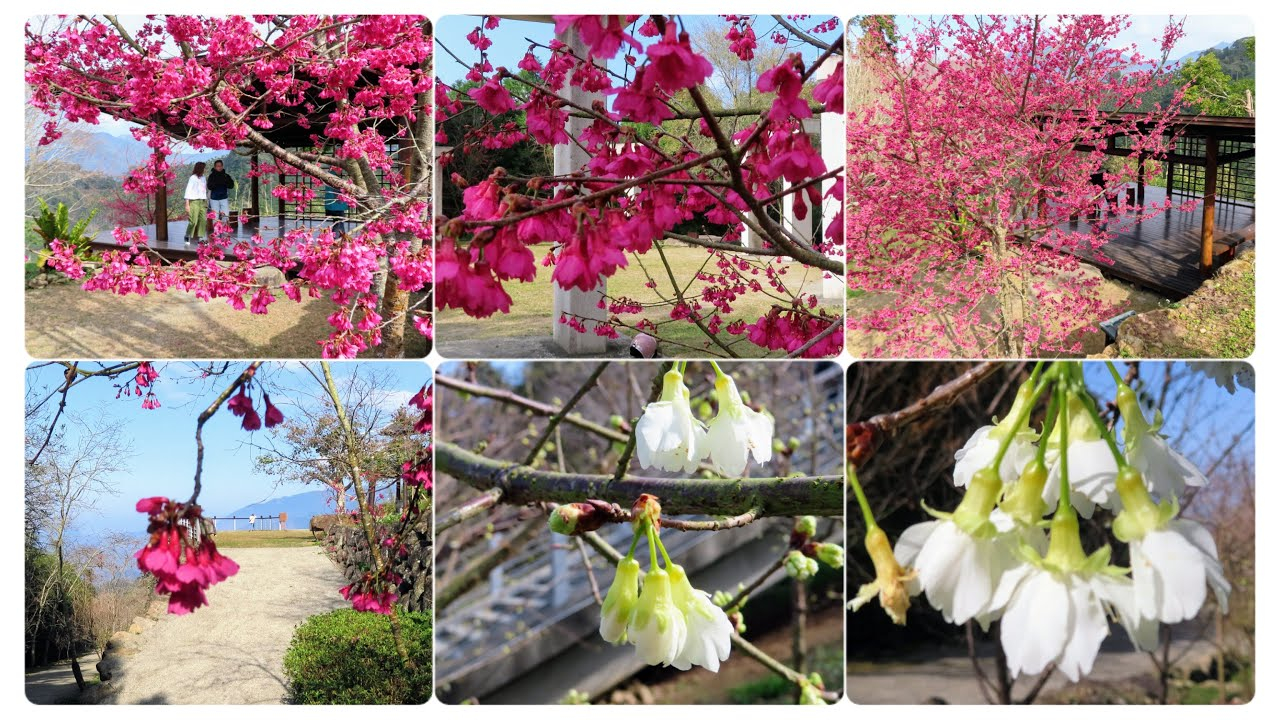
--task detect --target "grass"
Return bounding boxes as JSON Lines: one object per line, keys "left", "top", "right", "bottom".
{"left": 212, "top": 530, "right": 318, "bottom": 548}
{"left": 1114, "top": 249, "right": 1255, "bottom": 358}
{"left": 436, "top": 243, "right": 838, "bottom": 357}
{"left": 726, "top": 645, "right": 843, "bottom": 704}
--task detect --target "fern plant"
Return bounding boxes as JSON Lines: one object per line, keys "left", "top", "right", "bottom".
{"left": 30, "top": 198, "right": 98, "bottom": 269}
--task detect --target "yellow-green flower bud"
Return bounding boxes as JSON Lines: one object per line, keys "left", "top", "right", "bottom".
{"left": 795, "top": 515, "right": 818, "bottom": 538}
{"left": 815, "top": 542, "right": 845, "bottom": 569}
{"left": 784, "top": 549, "right": 819, "bottom": 581}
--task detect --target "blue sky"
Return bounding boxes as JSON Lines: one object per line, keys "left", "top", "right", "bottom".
{"left": 1081, "top": 361, "right": 1254, "bottom": 480}
{"left": 435, "top": 14, "right": 842, "bottom": 89}
{"left": 26, "top": 361, "right": 430, "bottom": 537}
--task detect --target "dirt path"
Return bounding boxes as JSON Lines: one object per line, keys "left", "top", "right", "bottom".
{"left": 25, "top": 654, "right": 101, "bottom": 705}
{"left": 24, "top": 284, "right": 429, "bottom": 358}
{"left": 103, "top": 546, "right": 348, "bottom": 705}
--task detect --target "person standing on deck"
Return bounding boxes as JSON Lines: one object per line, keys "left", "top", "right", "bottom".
{"left": 207, "top": 159, "right": 235, "bottom": 223}
{"left": 324, "top": 185, "right": 349, "bottom": 235}
{"left": 184, "top": 162, "right": 209, "bottom": 243}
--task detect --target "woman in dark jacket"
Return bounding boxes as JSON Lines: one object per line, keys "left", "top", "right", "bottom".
{"left": 207, "top": 160, "right": 235, "bottom": 222}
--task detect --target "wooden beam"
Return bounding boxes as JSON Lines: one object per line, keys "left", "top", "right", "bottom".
{"left": 154, "top": 148, "right": 168, "bottom": 243}
{"left": 1217, "top": 148, "right": 1256, "bottom": 165}
{"left": 277, "top": 170, "right": 286, "bottom": 230}
{"left": 1200, "top": 136, "right": 1218, "bottom": 276}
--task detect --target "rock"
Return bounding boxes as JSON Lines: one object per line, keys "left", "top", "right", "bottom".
{"left": 1115, "top": 309, "right": 1180, "bottom": 357}
{"left": 27, "top": 274, "right": 50, "bottom": 289}
{"left": 106, "top": 631, "right": 139, "bottom": 653}
{"left": 633, "top": 683, "right": 656, "bottom": 705}
{"left": 253, "top": 265, "right": 286, "bottom": 288}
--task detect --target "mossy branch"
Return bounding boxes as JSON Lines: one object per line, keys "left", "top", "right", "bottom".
{"left": 437, "top": 441, "right": 842, "bottom": 517}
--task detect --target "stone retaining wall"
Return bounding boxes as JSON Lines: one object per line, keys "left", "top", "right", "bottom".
{"left": 325, "top": 520, "right": 432, "bottom": 613}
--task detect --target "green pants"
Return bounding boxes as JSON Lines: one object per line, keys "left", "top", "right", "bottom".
{"left": 186, "top": 199, "right": 207, "bottom": 239}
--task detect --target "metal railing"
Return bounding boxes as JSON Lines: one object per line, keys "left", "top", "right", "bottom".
{"left": 207, "top": 515, "right": 283, "bottom": 532}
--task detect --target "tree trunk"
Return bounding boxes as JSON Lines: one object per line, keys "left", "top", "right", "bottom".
{"left": 380, "top": 246, "right": 409, "bottom": 357}
{"left": 330, "top": 482, "right": 347, "bottom": 513}
{"left": 990, "top": 227, "right": 1022, "bottom": 357}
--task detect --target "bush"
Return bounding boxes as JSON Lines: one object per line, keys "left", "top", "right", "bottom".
{"left": 283, "top": 608, "right": 431, "bottom": 704}
{"left": 29, "top": 198, "right": 98, "bottom": 269}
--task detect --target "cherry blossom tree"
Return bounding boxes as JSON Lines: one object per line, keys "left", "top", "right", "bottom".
{"left": 846, "top": 15, "right": 1191, "bottom": 357}
{"left": 24, "top": 15, "right": 434, "bottom": 358}
{"left": 435, "top": 15, "right": 845, "bottom": 358}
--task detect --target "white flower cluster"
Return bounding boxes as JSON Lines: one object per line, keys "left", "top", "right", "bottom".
{"left": 635, "top": 366, "right": 773, "bottom": 477}
{"left": 599, "top": 504, "right": 734, "bottom": 672}
{"left": 882, "top": 365, "right": 1231, "bottom": 682}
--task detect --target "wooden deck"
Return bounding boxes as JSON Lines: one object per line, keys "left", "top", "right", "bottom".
{"left": 90, "top": 217, "right": 335, "bottom": 262}
{"left": 1051, "top": 186, "right": 1255, "bottom": 299}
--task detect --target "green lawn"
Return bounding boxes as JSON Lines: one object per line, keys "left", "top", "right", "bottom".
{"left": 213, "top": 530, "right": 318, "bottom": 548}
{"left": 437, "top": 243, "right": 838, "bottom": 357}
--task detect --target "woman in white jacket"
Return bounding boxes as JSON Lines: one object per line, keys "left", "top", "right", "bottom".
{"left": 184, "top": 162, "right": 208, "bottom": 242}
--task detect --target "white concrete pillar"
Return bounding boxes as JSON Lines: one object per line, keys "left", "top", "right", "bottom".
{"left": 816, "top": 57, "right": 846, "bottom": 300}
{"left": 551, "top": 26, "right": 607, "bottom": 354}
{"left": 433, "top": 145, "right": 451, "bottom": 224}
{"left": 782, "top": 177, "right": 813, "bottom": 252}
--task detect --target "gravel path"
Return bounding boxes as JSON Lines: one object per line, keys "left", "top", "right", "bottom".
{"left": 106, "top": 546, "right": 348, "bottom": 705}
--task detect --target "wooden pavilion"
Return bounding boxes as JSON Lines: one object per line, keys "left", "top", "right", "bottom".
{"left": 1066, "top": 112, "right": 1255, "bottom": 298}
{"left": 87, "top": 72, "right": 417, "bottom": 262}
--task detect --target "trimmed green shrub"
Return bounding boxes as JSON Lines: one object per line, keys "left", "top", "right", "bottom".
{"left": 283, "top": 608, "right": 431, "bottom": 704}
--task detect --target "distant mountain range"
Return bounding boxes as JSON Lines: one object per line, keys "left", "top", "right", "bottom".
{"left": 64, "top": 131, "right": 223, "bottom": 177}
{"left": 216, "top": 490, "right": 336, "bottom": 531}
{"left": 1172, "top": 40, "right": 1233, "bottom": 66}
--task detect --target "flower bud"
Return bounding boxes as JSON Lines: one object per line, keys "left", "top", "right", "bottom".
{"left": 632, "top": 494, "right": 662, "bottom": 530}
{"left": 798, "top": 674, "right": 828, "bottom": 705}
{"left": 599, "top": 558, "right": 642, "bottom": 644}
{"left": 784, "top": 550, "right": 819, "bottom": 581}
{"left": 548, "top": 505, "right": 583, "bottom": 535}
{"left": 549, "top": 501, "right": 616, "bottom": 536}
{"left": 814, "top": 542, "right": 844, "bottom": 569}
{"left": 794, "top": 515, "right": 817, "bottom": 539}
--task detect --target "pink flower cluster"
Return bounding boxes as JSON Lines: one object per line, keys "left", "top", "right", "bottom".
{"left": 339, "top": 571, "right": 401, "bottom": 615}
{"left": 409, "top": 383, "right": 432, "bottom": 435}
{"left": 723, "top": 16, "right": 758, "bottom": 60}
{"left": 226, "top": 370, "right": 284, "bottom": 432}
{"left": 135, "top": 497, "right": 239, "bottom": 615}
{"left": 111, "top": 361, "right": 164, "bottom": 410}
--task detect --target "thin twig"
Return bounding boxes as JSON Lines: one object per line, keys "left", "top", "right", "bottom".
{"left": 575, "top": 537, "right": 603, "bottom": 605}
{"left": 436, "top": 487, "right": 504, "bottom": 533}
{"left": 191, "top": 362, "right": 261, "bottom": 505}
{"left": 523, "top": 362, "right": 610, "bottom": 467}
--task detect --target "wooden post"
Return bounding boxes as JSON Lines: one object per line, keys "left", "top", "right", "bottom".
{"left": 1200, "top": 136, "right": 1218, "bottom": 276}
{"left": 154, "top": 148, "right": 168, "bottom": 243}
{"left": 249, "top": 153, "right": 260, "bottom": 222}
{"left": 1136, "top": 152, "right": 1146, "bottom": 205}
